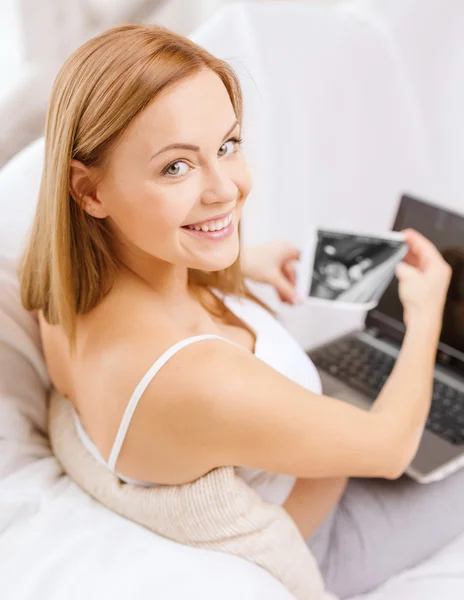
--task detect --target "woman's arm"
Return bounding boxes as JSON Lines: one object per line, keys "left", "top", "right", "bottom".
{"left": 152, "top": 327, "right": 437, "bottom": 480}
{"left": 112, "top": 333, "right": 402, "bottom": 482}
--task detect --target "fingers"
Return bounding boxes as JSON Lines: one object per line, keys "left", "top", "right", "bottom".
{"left": 273, "top": 245, "right": 300, "bottom": 303}
{"left": 280, "top": 247, "right": 302, "bottom": 303}
{"left": 283, "top": 246, "right": 301, "bottom": 262}
{"left": 282, "top": 245, "right": 301, "bottom": 284}
{"left": 401, "top": 228, "right": 441, "bottom": 271}
{"left": 395, "top": 261, "right": 419, "bottom": 280}
{"left": 282, "top": 261, "right": 297, "bottom": 286}
{"left": 274, "top": 273, "right": 299, "bottom": 304}
{"left": 273, "top": 266, "right": 302, "bottom": 304}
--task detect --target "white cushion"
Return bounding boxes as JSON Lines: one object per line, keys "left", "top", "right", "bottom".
{"left": 0, "top": 137, "right": 45, "bottom": 261}
{"left": 0, "top": 137, "right": 49, "bottom": 476}
{"left": 0, "top": 258, "right": 50, "bottom": 475}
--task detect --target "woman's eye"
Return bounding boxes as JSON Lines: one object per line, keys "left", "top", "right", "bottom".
{"left": 163, "top": 161, "right": 189, "bottom": 177}
{"left": 162, "top": 137, "right": 242, "bottom": 177}
{"left": 218, "top": 137, "right": 241, "bottom": 157}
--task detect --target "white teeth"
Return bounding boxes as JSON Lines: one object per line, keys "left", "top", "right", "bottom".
{"left": 187, "top": 213, "right": 233, "bottom": 232}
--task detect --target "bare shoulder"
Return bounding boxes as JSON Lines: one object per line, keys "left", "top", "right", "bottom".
{"left": 57, "top": 274, "right": 251, "bottom": 483}
{"left": 97, "top": 324, "right": 260, "bottom": 484}
{"left": 40, "top": 273, "right": 185, "bottom": 455}
{"left": 76, "top": 285, "right": 249, "bottom": 483}
{"left": 40, "top": 273, "right": 273, "bottom": 485}
{"left": 72, "top": 274, "right": 184, "bottom": 421}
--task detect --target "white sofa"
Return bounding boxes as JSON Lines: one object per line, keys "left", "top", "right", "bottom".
{"left": 1, "top": 2, "right": 464, "bottom": 599}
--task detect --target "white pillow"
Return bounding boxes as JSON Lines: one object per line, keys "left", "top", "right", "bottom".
{"left": 0, "top": 137, "right": 50, "bottom": 477}
{"left": 0, "top": 257, "right": 50, "bottom": 478}
{"left": 0, "top": 137, "right": 45, "bottom": 261}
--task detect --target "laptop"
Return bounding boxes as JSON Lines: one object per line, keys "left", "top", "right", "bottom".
{"left": 307, "top": 194, "right": 464, "bottom": 483}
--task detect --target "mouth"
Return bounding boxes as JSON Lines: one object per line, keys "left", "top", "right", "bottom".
{"left": 181, "top": 210, "right": 235, "bottom": 240}
{"left": 182, "top": 211, "right": 233, "bottom": 233}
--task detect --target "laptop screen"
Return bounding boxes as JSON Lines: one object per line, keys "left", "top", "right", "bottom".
{"left": 366, "top": 194, "right": 464, "bottom": 375}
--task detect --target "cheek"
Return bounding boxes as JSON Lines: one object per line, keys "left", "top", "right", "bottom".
{"left": 110, "top": 181, "right": 193, "bottom": 246}
{"left": 140, "top": 184, "right": 194, "bottom": 231}
{"left": 235, "top": 157, "right": 253, "bottom": 201}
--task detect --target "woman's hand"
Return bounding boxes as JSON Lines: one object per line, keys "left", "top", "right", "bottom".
{"left": 395, "top": 228, "right": 452, "bottom": 327}
{"left": 241, "top": 241, "right": 302, "bottom": 305}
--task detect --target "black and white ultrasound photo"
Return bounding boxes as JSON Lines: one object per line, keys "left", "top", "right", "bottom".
{"left": 309, "top": 229, "right": 407, "bottom": 305}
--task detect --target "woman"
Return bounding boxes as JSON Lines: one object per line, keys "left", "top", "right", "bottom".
{"left": 19, "top": 24, "right": 463, "bottom": 598}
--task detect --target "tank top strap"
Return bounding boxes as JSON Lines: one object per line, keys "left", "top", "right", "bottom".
{"left": 107, "top": 333, "right": 235, "bottom": 471}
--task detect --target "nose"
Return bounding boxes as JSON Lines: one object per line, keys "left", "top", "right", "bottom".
{"left": 201, "top": 164, "right": 238, "bottom": 206}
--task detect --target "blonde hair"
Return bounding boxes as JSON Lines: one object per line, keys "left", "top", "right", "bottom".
{"left": 19, "top": 24, "right": 271, "bottom": 355}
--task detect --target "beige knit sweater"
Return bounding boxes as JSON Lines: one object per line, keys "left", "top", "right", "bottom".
{"left": 48, "top": 387, "right": 338, "bottom": 600}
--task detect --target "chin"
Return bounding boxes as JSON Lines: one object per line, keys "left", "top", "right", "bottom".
{"left": 195, "top": 240, "right": 240, "bottom": 272}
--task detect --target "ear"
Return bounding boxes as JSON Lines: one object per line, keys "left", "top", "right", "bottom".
{"left": 69, "top": 159, "right": 109, "bottom": 219}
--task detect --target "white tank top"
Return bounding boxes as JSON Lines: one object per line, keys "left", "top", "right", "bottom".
{"left": 69, "top": 289, "right": 322, "bottom": 506}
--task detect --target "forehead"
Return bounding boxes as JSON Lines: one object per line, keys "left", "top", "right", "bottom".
{"left": 126, "top": 69, "right": 237, "bottom": 147}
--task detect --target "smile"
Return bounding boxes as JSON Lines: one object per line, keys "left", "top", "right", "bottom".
{"left": 184, "top": 212, "right": 233, "bottom": 233}
{"left": 181, "top": 211, "right": 235, "bottom": 240}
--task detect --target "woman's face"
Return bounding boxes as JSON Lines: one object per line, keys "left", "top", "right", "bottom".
{"left": 87, "top": 68, "right": 252, "bottom": 273}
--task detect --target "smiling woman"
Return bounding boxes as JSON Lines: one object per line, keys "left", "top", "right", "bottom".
{"left": 19, "top": 24, "right": 262, "bottom": 349}
{"left": 67, "top": 68, "right": 251, "bottom": 282}
{"left": 18, "top": 22, "right": 296, "bottom": 505}
{"left": 16, "top": 21, "right": 464, "bottom": 600}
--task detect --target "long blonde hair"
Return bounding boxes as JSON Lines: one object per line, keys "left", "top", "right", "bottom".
{"left": 19, "top": 24, "right": 271, "bottom": 355}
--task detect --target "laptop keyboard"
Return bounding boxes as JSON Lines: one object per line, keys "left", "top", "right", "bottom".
{"left": 309, "top": 335, "right": 464, "bottom": 445}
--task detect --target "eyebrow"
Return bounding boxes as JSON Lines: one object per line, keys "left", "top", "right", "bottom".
{"left": 149, "top": 120, "right": 239, "bottom": 162}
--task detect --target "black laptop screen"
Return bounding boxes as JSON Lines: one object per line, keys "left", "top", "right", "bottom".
{"left": 366, "top": 195, "right": 464, "bottom": 373}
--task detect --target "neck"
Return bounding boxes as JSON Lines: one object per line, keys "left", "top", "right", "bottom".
{"left": 115, "top": 243, "right": 191, "bottom": 304}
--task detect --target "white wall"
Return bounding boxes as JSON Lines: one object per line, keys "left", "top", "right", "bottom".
{"left": 0, "top": 0, "right": 275, "bottom": 167}
{"left": 0, "top": 0, "right": 24, "bottom": 103}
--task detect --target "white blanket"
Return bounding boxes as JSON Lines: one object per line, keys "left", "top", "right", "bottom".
{"left": 2, "top": 456, "right": 464, "bottom": 600}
